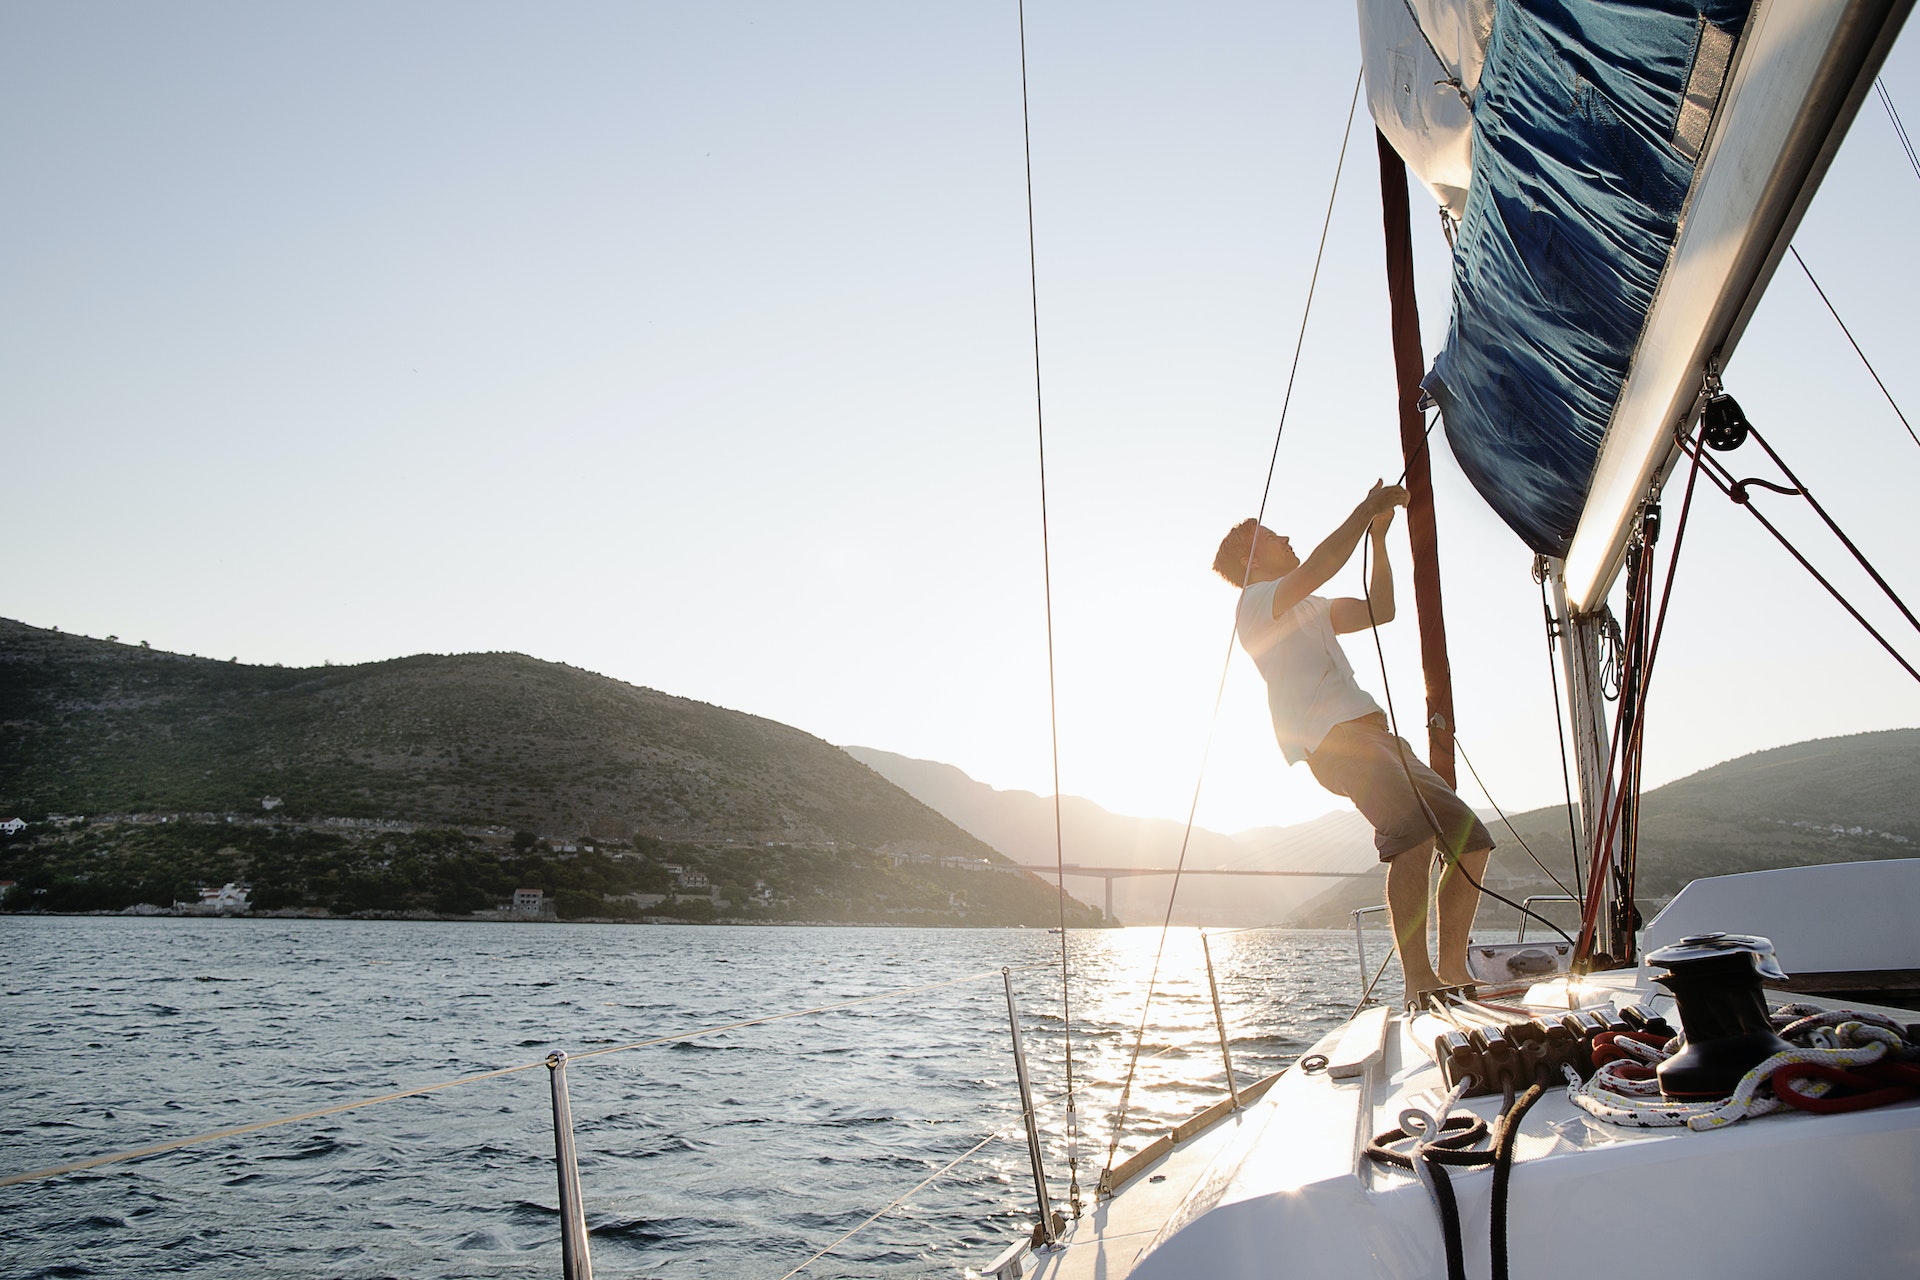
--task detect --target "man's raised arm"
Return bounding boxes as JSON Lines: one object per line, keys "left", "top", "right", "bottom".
{"left": 1270, "top": 481, "right": 1408, "bottom": 619}
{"left": 1330, "top": 506, "right": 1396, "bottom": 633}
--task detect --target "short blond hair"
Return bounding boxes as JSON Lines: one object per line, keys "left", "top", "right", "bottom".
{"left": 1212, "top": 519, "right": 1264, "bottom": 585}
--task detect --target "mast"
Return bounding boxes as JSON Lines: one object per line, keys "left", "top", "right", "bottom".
{"left": 1550, "top": 562, "right": 1617, "bottom": 955}
{"left": 1376, "top": 132, "right": 1455, "bottom": 786}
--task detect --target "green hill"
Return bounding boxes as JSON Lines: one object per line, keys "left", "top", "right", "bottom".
{"left": 1287, "top": 728, "right": 1920, "bottom": 929}
{"left": 0, "top": 619, "right": 1100, "bottom": 926}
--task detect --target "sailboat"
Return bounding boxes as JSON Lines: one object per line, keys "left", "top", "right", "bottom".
{"left": 982, "top": 1, "right": 1920, "bottom": 1275}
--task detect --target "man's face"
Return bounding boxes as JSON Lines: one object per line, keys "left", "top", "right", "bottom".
{"left": 1251, "top": 527, "right": 1299, "bottom": 577}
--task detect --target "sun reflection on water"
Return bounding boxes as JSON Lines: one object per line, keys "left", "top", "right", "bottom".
{"left": 1002, "top": 926, "right": 1382, "bottom": 1179}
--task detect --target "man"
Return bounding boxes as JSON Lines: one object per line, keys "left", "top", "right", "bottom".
{"left": 1214, "top": 482, "right": 1492, "bottom": 1004}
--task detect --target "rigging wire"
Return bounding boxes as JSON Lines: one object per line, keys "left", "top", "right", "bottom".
{"left": 1574, "top": 519, "right": 1658, "bottom": 959}
{"left": 1790, "top": 245, "right": 1919, "bottom": 453}
{"left": 1098, "top": 66, "right": 1367, "bottom": 1188}
{"left": 1357, "top": 396, "right": 1585, "bottom": 955}
{"left": 1575, "top": 429, "right": 1707, "bottom": 962}
{"left": 1877, "top": 77, "right": 1920, "bottom": 185}
{"left": 1534, "top": 561, "right": 1585, "bottom": 900}
{"left": 1678, "top": 427, "right": 1920, "bottom": 684}
{"left": 1012, "top": 0, "right": 1081, "bottom": 1216}
{"left": 1450, "top": 733, "right": 1574, "bottom": 900}
{"left": 1358, "top": 535, "right": 1579, "bottom": 954}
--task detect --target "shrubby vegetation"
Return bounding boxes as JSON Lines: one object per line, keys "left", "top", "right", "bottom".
{"left": 0, "top": 821, "right": 1101, "bottom": 927}
{"left": 0, "top": 619, "right": 1012, "bottom": 848}
{"left": 0, "top": 618, "right": 1102, "bottom": 925}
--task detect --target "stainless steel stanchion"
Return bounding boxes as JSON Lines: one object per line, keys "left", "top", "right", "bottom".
{"left": 546, "top": 1051, "right": 595, "bottom": 1280}
{"left": 1199, "top": 932, "right": 1240, "bottom": 1109}
{"left": 1002, "top": 967, "right": 1059, "bottom": 1246}
{"left": 1353, "top": 908, "right": 1370, "bottom": 1001}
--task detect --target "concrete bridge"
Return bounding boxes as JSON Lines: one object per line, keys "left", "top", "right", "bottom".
{"left": 1012, "top": 862, "right": 1376, "bottom": 923}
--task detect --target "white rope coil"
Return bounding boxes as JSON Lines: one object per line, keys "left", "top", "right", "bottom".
{"left": 1565, "top": 1042, "right": 1890, "bottom": 1131}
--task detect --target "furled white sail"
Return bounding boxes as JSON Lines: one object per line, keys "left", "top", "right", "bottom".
{"left": 1356, "top": 0, "right": 1493, "bottom": 220}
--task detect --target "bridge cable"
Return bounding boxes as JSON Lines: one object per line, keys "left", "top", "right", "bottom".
{"left": 1097, "top": 67, "right": 1367, "bottom": 1188}
{"left": 1013, "top": 0, "right": 1083, "bottom": 1218}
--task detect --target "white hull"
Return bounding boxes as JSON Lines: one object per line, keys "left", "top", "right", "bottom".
{"left": 1021, "top": 975, "right": 1918, "bottom": 1279}
{"left": 1013, "top": 862, "right": 1920, "bottom": 1279}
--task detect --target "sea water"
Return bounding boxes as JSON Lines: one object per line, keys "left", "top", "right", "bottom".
{"left": 0, "top": 917, "right": 1388, "bottom": 1279}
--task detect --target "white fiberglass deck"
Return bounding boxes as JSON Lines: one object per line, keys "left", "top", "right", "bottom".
{"left": 1018, "top": 971, "right": 1920, "bottom": 1280}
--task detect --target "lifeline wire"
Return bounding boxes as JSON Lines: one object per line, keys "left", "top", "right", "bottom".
{"left": 1791, "top": 245, "right": 1918, "bottom": 451}
{"left": 775, "top": 1128, "right": 1008, "bottom": 1280}
{"left": 781, "top": 1077, "right": 1113, "bottom": 1279}
{"left": 0, "top": 1059, "right": 552, "bottom": 1191}
{"left": 1014, "top": 0, "right": 1081, "bottom": 1214}
{"left": 1, "top": 964, "right": 1050, "bottom": 1190}
{"left": 1100, "top": 66, "right": 1366, "bottom": 1184}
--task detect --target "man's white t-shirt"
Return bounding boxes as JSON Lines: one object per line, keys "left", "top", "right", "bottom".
{"left": 1236, "top": 582, "right": 1383, "bottom": 764}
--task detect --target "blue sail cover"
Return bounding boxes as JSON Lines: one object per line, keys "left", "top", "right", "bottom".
{"left": 1424, "top": 0, "right": 1749, "bottom": 556}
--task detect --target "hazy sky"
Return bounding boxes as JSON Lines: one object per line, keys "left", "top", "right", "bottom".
{"left": 6, "top": 3, "right": 1918, "bottom": 836}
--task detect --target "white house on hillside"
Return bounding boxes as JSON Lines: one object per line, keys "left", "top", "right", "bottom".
{"left": 184, "top": 883, "right": 250, "bottom": 915}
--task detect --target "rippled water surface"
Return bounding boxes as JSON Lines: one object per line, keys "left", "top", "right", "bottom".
{"left": 1, "top": 918, "right": 1382, "bottom": 1279}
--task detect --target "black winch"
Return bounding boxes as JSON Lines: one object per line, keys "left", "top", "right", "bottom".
{"left": 1647, "top": 933, "right": 1794, "bottom": 1099}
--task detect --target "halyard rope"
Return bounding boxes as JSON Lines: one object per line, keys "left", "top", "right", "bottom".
{"left": 1564, "top": 1011, "right": 1919, "bottom": 1130}
{"left": 1565, "top": 1043, "right": 1888, "bottom": 1130}
{"left": 1099, "top": 66, "right": 1367, "bottom": 1187}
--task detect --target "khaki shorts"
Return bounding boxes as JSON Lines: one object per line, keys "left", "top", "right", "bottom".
{"left": 1307, "top": 713, "right": 1494, "bottom": 862}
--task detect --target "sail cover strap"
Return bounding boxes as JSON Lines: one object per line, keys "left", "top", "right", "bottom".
{"left": 1421, "top": 0, "right": 1748, "bottom": 557}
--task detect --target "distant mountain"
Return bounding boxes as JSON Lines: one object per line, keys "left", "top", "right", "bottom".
{"left": 1285, "top": 728, "right": 1920, "bottom": 929}
{"left": 845, "top": 746, "right": 1377, "bottom": 926}
{"left": 0, "top": 619, "right": 1098, "bottom": 926}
